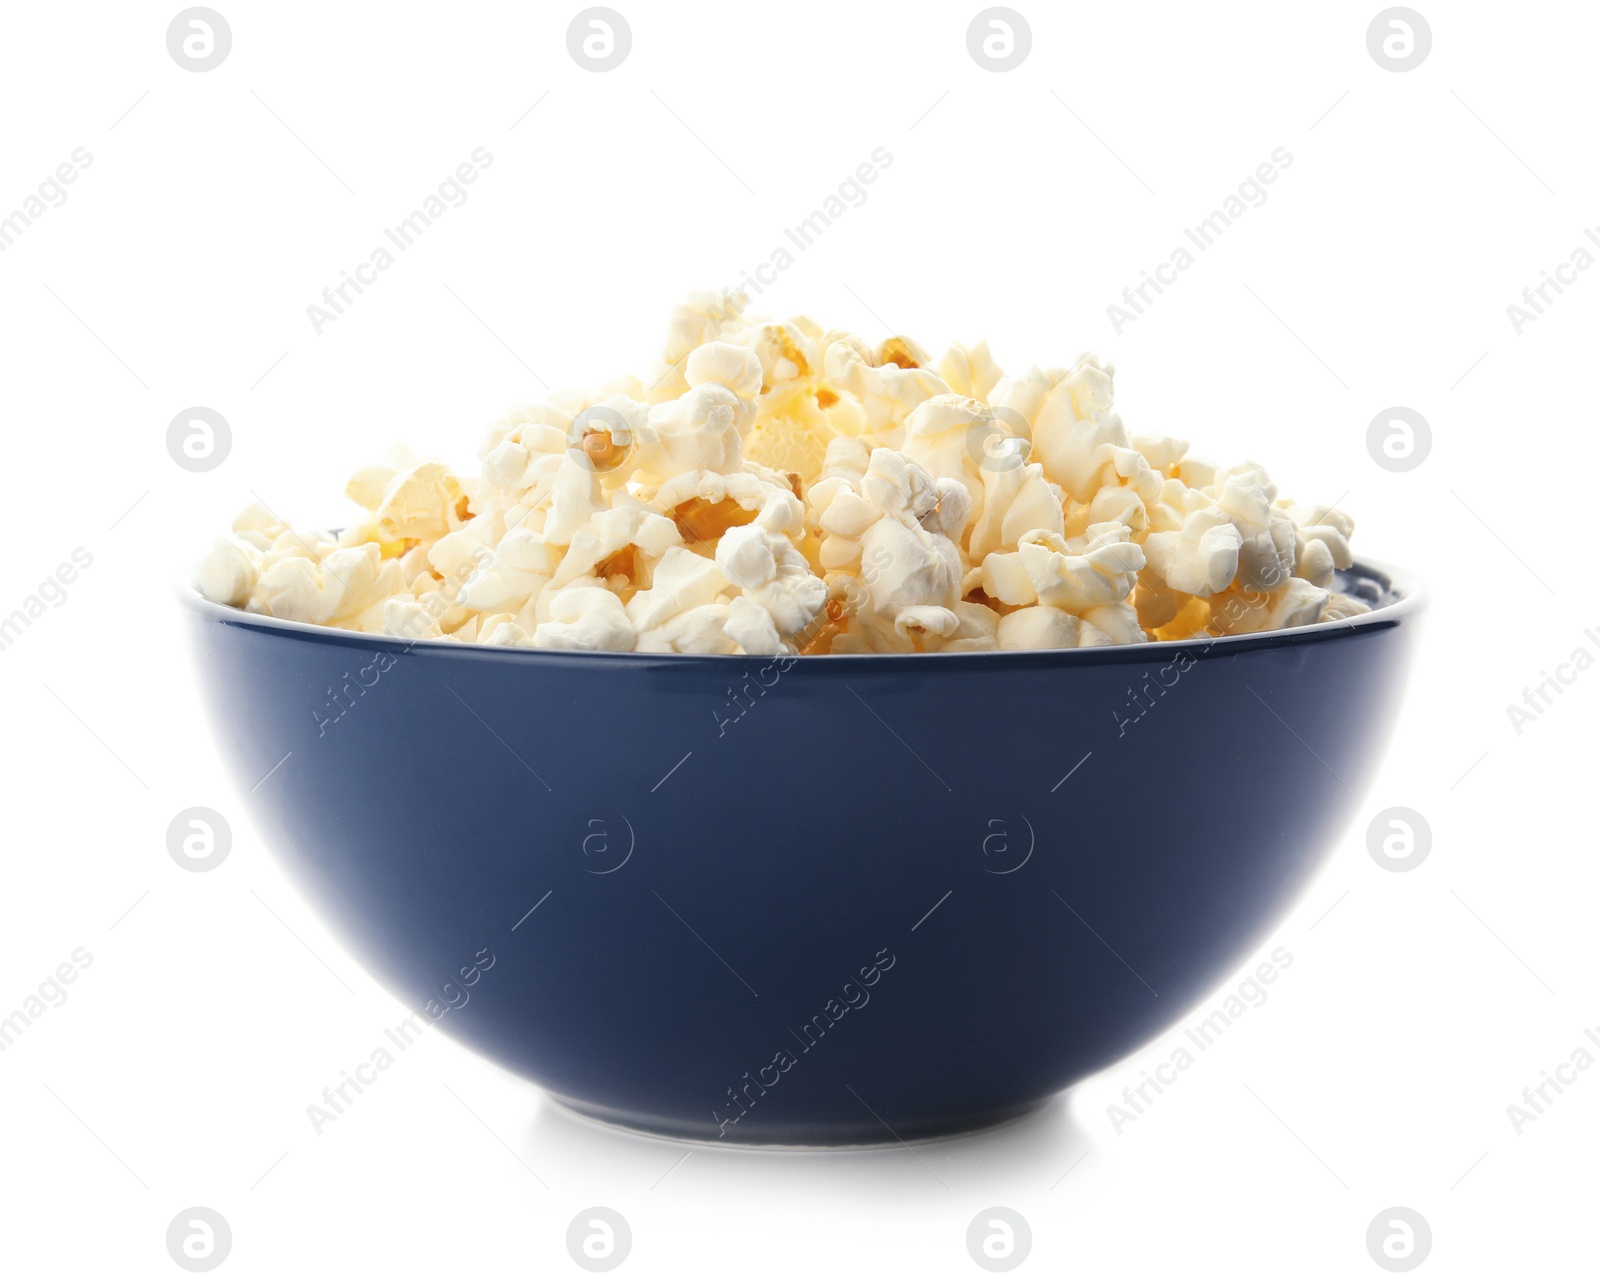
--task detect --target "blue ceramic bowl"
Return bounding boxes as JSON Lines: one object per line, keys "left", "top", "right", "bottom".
{"left": 183, "top": 559, "right": 1422, "bottom": 1146}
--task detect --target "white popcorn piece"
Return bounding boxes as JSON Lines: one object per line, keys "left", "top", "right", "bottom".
{"left": 479, "top": 399, "right": 572, "bottom": 460}
{"left": 345, "top": 465, "right": 396, "bottom": 512}
{"left": 806, "top": 436, "right": 872, "bottom": 520}
{"left": 625, "top": 546, "right": 729, "bottom": 632}
{"left": 714, "top": 524, "right": 827, "bottom": 637}
{"left": 1142, "top": 506, "right": 1244, "bottom": 597}
{"left": 636, "top": 385, "right": 751, "bottom": 478}
{"left": 858, "top": 516, "right": 963, "bottom": 617}
{"left": 374, "top": 462, "right": 466, "bottom": 543}
{"left": 636, "top": 602, "right": 739, "bottom": 654}
{"left": 426, "top": 520, "right": 497, "bottom": 585}
{"left": 652, "top": 467, "right": 802, "bottom": 540}
{"left": 481, "top": 440, "right": 531, "bottom": 490}
{"left": 384, "top": 597, "right": 442, "bottom": 640}
{"left": 818, "top": 535, "right": 861, "bottom": 571}
{"left": 1080, "top": 601, "right": 1145, "bottom": 645}
{"left": 481, "top": 620, "right": 535, "bottom": 647}
{"left": 938, "top": 340, "right": 1004, "bottom": 403}
{"left": 1320, "top": 592, "right": 1372, "bottom": 623}
{"left": 852, "top": 450, "right": 964, "bottom": 626}
{"left": 878, "top": 334, "right": 932, "bottom": 369}
{"left": 1212, "top": 463, "right": 1297, "bottom": 594}
{"left": 685, "top": 341, "right": 764, "bottom": 399}
{"left": 1131, "top": 434, "right": 1189, "bottom": 474}
{"left": 936, "top": 600, "right": 1001, "bottom": 652}
{"left": 1083, "top": 481, "right": 1147, "bottom": 535}
{"left": 542, "top": 456, "right": 610, "bottom": 547}
{"left": 549, "top": 507, "right": 681, "bottom": 590}
{"left": 975, "top": 550, "right": 1034, "bottom": 607}
{"left": 197, "top": 537, "right": 259, "bottom": 607}
{"left": 1016, "top": 526, "right": 1144, "bottom": 609}
{"left": 992, "top": 355, "right": 1116, "bottom": 431}
{"left": 725, "top": 594, "right": 785, "bottom": 655}
{"left": 927, "top": 478, "right": 973, "bottom": 544}
{"left": 969, "top": 460, "right": 1064, "bottom": 563}
{"left": 726, "top": 321, "right": 819, "bottom": 402}
{"left": 457, "top": 526, "right": 557, "bottom": 612}
{"left": 997, "top": 606, "right": 1096, "bottom": 651}
{"left": 533, "top": 585, "right": 637, "bottom": 652}
{"left": 1176, "top": 455, "right": 1218, "bottom": 489}
{"left": 255, "top": 544, "right": 387, "bottom": 625}
{"left": 900, "top": 395, "right": 992, "bottom": 525}
{"left": 1283, "top": 500, "right": 1356, "bottom": 588}
{"left": 893, "top": 605, "right": 960, "bottom": 644}
{"left": 1208, "top": 578, "right": 1330, "bottom": 636}
{"left": 230, "top": 501, "right": 286, "bottom": 540}
{"left": 819, "top": 487, "right": 878, "bottom": 539}
{"left": 560, "top": 394, "right": 651, "bottom": 493}
{"left": 860, "top": 446, "right": 942, "bottom": 526}
{"left": 991, "top": 358, "right": 1166, "bottom": 508}
{"left": 480, "top": 414, "right": 571, "bottom": 493}
{"left": 645, "top": 290, "right": 752, "bottom": 401}
{"left": 983, "top": 523, "right": 1145, "bottom": 611}
{"left": 821, "top": 333, "right": 949, "bottom": 432}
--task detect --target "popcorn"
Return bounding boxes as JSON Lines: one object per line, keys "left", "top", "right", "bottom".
{"left": 198, "top": 537, "right": 258, "bottom": 607}
{"left": 991, "top": 357, "right": 1154, "bottom": 504}
{"left": 637, "top": 384, "right": 751, "bottom": 478}
{"left": 549, "top": 506, "right": 680, "bottom": 591}
{"left": 821, "top": 333, "right": 949, "bottom": 434}
{"left": 457, "top": 526, "right": 555, "bottom": 612}
{"left": 1283, "top": 500, "right": 1355, "bottom": 588}
{"left": 255, "top": 544, "right": 393, "bottom": 626}
{"left": 941, "top": 600, "right": 1001, "bottom": 652}
{"left": 714, "top": 524, "right": 827, "bottom": 638}
{"left": 653, "top": 467, "right": 802, "bottom": 541}
{"left": 1141, "top": 505, "right": 1244, "bottom": 598}
{"left": 1207, "top": 578, "right": 1330, "bottom": 635}
{"left": 997, "top": 606, "right": 1115, "bottom": 651}
{"left": 938, "top": 340, "right": 1003, "bottom": 402}
{"left": 728, "top": 322, "right": 819, "bottom": 402}
{"left": 197, "top": 297, "right": 1365, "bottom": 653}
{"left": 894, "top": 605, "right": 960, "bottom": 644}
{"left": 900, "top": 395, "right": 988, "bottom": 514}
{"left": 533, "top": 585, "right": 637, "bottom": 651}
{"left": 373, "top": 462, "right": 467, "bottom": 543}
{"left": 482, "top": 619, "right": 534, "bottom": 647}
{"left": 969, "top": 458, "right": 1064, "bottom": 563}
{"left": 1320, "top": 592, "right": 1372, "bottom": 623}
{"left": 1213, "top": 462, "right": 1297, "bottom": 594}
{"left": 645, "top": 290, "right": 750, "bottom": 401}
{"left": 625, "top": 546, "right": 729, "bottom": 632}
{"left": 725, "top": 594, "right": 784, "bottom": 654}
{"left": 854, "top": 449, "right": 964, "bottom": 624}
{"left": 531, "top": 456, "right": 598, "bottom": 546}
{"left": 980, "top": 524, "right": 1145, "bottom": 612}
{"left": 230, "top": 501, "right": 285, "bottom": 542}
{"left": 636, "top": 602, "right": 741, "bottom": 654}
{"left": 685, "top": 341, "right": 764, "bottom": 399}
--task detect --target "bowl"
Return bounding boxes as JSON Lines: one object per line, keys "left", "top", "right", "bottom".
{"left": 182, "top": 559, "right": 1423, "bottom": 1146}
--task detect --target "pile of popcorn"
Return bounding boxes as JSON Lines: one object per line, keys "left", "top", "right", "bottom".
{"left": 197, "top": 293, "right": 1368, "bottom": 654}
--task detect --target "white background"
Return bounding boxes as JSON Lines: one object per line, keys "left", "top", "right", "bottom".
{"left": 1, "top": 0, "right": 1595, "bottom": 1275}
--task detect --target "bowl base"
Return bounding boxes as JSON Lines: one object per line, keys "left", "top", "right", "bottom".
{"left": 542, "top": 1091, "right": 1057, "bottom": 1151}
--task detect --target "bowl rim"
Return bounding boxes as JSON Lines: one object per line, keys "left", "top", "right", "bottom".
{"left": 177, "top": 554, "right": 1426, "bottom": 667}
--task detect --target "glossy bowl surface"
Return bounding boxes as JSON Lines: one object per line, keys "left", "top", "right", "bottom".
{"left": 183, "top": 560, "right": 1422, "bottom": 1145}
